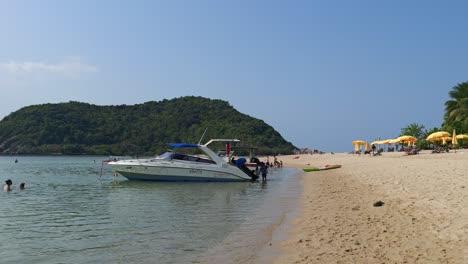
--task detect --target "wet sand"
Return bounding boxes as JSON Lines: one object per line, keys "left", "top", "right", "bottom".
{"left": 271, "top": 151, "right": 467, "bottom": 263}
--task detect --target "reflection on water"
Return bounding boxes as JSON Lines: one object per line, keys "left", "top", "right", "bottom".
{"left": 0, "top": 157, "right": 301, "bottom": 264}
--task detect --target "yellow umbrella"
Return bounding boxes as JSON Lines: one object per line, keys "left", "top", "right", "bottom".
{"left": 426, "top": 131, "right": 452, "bottom": 145}
{"left": 397, "top": 135, "right": 417, "bottom": 146}
{"left": 379, "top": 139, "right": 393, "bottom": 151}
{"left": 426, "top": 137, "right": 449, "bottom": 142}
{"left": 381, "top": 139, "right": 392, "bottom": 144}
{"left": 397, "top": 135, "right": 411, "bottom": 141}
{"left": 429, "top": 136, "right": 451, "bottom": 144}
{"left": 452, "top": 130, "right": 458, "bottom": 145}
{"left": 397, "top": 135, "right": 417, "bottom": 142}
{"left": 389, "top": 138, "right": 400, "bottom": 143}
{"left": 365, "top": 142, "right": 371, "bottom": 152}
{"left": 352, "top": 140, "right": 366, "bottom": 152}
{"left": 352, "top": 140, "right": 366, "bottom": 145}
{"left": 426, "top": 131, "right": 450, "bottom": 141}
{"left": 456, "top": 134, "right": 468, "bottom": 140}
{"left": 428, "top": 136, "right": 452, "bottom": 144}
{"left": 442, "top": 137, "right": 452, "bottom": 145}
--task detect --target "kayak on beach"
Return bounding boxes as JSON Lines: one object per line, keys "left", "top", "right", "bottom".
{"left": 303, "top": 164, "right": 342, "bottom": 172}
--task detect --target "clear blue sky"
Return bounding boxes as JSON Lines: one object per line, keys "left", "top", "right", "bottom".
{"left": 0, "top": 0, "right": 466, "bottom": 152}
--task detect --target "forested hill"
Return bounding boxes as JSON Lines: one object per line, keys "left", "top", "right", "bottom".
{"left": 0, "top": 97, "right": 296, "bottom": 155}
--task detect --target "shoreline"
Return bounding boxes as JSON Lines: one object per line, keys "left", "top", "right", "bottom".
{"left": 270, "top": 151, "right": 467, "bottom": 263}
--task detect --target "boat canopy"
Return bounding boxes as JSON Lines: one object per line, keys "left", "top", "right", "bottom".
{"left": 168, "top": 143, "right": 200, "bottom": 148}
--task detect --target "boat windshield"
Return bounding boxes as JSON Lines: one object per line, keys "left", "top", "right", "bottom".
{"left": 156, "top": 152, "right": 178, "bottom": 160}
{"left": 155, "top": 152, "right": 216, "bottom": 164}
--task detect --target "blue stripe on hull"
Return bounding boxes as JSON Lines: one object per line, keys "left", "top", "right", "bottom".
{"left": 116, "top": 171, "right": 250, "bottom": 182}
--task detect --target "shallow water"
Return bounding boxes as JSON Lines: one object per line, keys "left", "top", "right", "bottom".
{"left": 0, "top": 156, "right": 301, "bottom": 264}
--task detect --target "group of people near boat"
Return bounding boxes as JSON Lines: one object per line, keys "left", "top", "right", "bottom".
{"left": 269, "top": 155, "right": 283, "bottom": 168}
{"left": 3, "top": 179, "right": 25, "bottom": 192}
{"left": 251, "top": 156, "right": 284, "bottom": 182}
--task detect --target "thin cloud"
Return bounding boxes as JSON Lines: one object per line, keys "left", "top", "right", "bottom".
{"left": 0, "top": 57, "right": 98, "bottom": 79}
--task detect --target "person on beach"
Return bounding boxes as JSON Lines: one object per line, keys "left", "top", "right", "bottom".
{"left": 4, "top": 179, "right": 12, "bottom": 191}
{"left": 19, "top": 182, "right": 25, "bottom": 190}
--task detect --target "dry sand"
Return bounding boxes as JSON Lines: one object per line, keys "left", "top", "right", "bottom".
{"left": 271, "top": 150, "right": 467, "bottom": 264}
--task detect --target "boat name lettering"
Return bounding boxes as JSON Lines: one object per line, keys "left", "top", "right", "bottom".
{"left": 189, "top": 169, "right": 202, "bottom": 174}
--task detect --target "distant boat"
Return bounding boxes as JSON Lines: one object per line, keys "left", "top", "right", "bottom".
{"left": 108, "top": 139, "right": 259, "bottom": 182}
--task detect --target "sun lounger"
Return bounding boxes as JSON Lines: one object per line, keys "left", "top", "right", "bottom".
{"left": 373, "top": 149, "right": 383, "bottom": 156}
{"left": 432, "top": 146, "right": 449, "bottom": 153}
{"left": 405, "top": 148, "right": 419, "bottom": 155}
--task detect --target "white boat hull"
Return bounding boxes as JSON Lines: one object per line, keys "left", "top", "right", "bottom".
{"left": 109, "top": 159, "right": 253, "bottom": 182}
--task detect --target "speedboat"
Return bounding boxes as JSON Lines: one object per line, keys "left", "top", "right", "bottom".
{"left": 108, "top": 139, "right": 259, "bottom": 182}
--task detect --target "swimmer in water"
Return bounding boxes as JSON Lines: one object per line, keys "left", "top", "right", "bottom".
{"left": 4, "top": 179, "right": 12, "bottom": 192}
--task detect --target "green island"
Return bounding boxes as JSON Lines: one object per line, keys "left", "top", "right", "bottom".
{"left": 0, "top": 96, "right": 296, "bottom": 156}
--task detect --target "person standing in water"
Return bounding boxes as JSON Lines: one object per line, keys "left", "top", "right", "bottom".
{"left": 259, "top": 162, "right": 268, "bottom": 182}
{"left": 4, "top": 179, "right": 12, "bottom": 191}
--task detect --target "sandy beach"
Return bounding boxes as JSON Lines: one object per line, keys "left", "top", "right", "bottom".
{"left": 272, "top": 150, "right": 467, "bottom": 264}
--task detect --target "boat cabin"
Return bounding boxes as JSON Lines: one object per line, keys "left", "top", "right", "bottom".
{"left": 155, "top": 152, "right": 216, "bottom": 164}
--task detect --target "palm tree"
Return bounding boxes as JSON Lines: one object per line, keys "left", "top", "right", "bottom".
{"left": 400, "top": 123, "right": 426, "bottom": 139}
{"left": 443, "top": 82, "right": 468, "bottom": 133}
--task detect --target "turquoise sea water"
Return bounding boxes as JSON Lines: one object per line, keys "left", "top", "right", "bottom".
{"left": 0, "top": 156, "right": 301, "bottom": 264}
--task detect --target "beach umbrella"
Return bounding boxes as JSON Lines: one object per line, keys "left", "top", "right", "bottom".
{"left": 388, "top": 138, "right": 400, "bottom": 149}
{"left": 396, "top": 135, "right": 417, "bottom": 146}
{"left": 352, "top": 140, "right": 366, "bottom": 145}
{"left": 452, "top": 130, "right": 458, "bottom": 146}
{"left": 442, "top": 137, "right": 452, "bottom": 145}
{"left": 426, "top": 131, "right": 450, "bottom": 141}
{"left": 378, "top": 139, "right": 393, "bottom": 151}
{"left": 426, "top": 131, "right": 451, "bottom": 145}
{"left": 365, "top": 142, "right": 371, "bottom": 152}
{"left": 427, "top": 136, "right": 452, "bottom": 144}
{"left": 429, "top": 136, "right": 451, "bottom": 145}
{"left": 456, "top": 134, "right": 468, "bottom": 148}
{"left": 381, "top": 139, "right": 392, "bottom": 144}
{"left": 352, "top": 140, "right": 366, "bottom": 152}
{"left": 397, "top": 135, "right": 417, "bottom": 142}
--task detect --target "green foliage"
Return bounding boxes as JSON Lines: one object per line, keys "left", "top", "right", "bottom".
{"left": 401, "top": 123, "right": 428, "bottom": 149}
{"left": 401, "top": 81, "right": 468, "bottom": 150}
{"left": 400, "top": 123, "right": 426, "bottom": 139}
{"left": 442, "top": 82, "right": 468, "bottom": 133}
{"left": 0, "top": 97, "right": 296, "bottom": 155}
